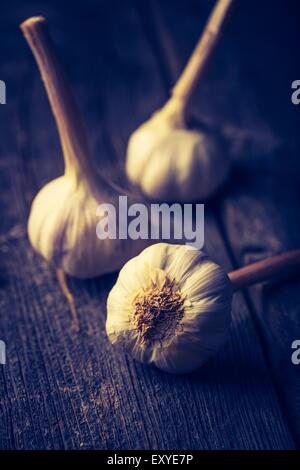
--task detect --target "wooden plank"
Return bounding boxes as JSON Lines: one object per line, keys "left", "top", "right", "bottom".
{"left": 208, "top": 0, "right": 300, "bottom": 444}
{"left": 145, "top": 0, "right": 300, "bottom": 444}
{"left": 0, "top": 0, "right": 296, "bottom": 449}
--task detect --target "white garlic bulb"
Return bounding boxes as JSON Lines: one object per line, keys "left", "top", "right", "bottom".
{"left": 106, "top": 243, "right": 232, "bottom": 374}
{"left": 28, "top": 174, "right": 149, "bottom": 279}
{"left": 126, "top": 99, "right": 230, "bottom": 202}
{"left": 126, "top": 0, "right": 234, "bottom": 202}
{"left": 22, "top": 17, "right": 148, "bottom": 279}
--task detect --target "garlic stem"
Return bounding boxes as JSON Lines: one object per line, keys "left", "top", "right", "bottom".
{"left": 228, "top": 250, "right": 300, "bottom": 291}
{"left": 21, "top": 17, "right": 91, "bottom": 182}
{"left": 171, "top": 0, "right": 235, "bottom": 112}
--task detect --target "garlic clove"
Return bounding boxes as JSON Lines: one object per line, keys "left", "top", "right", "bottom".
{"left": 106, "top": 243, "right": 232, "bottom": 374}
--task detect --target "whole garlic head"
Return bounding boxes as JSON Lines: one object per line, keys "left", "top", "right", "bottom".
{"left": 106, "top": 243, "right": 232, "bottom": 374}
{"left": 126, "top": 99, "right": 231, "bottom": 202}
{"left": 126, "top": 0, "right": 235, "bottom": 203}
{"left": 22, "top": 17, "right": 149, "bottom": 279}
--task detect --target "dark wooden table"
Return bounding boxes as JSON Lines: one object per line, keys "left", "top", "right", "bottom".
{"left": 0, "top": 0, "right": 300, "bottom": 450}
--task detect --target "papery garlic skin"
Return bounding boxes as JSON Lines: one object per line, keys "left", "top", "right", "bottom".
{"left": 106, "top": 243, "right": 232, "bottom": 374}
{"left": 126, "top": 102, "right": 231, "bottom": 202}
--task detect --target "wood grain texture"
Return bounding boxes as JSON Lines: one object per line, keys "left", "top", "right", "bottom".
{"left": 0, "top": 0, "right": 298, "bottom": 449}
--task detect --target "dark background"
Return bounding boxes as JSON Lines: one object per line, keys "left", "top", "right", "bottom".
{"left": 0, "top": 0, "right": 300, "bottom": 449}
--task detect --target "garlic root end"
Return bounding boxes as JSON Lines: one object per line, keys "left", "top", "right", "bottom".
{"left": 56, "top": 269, "right": 79, "bottom": 332}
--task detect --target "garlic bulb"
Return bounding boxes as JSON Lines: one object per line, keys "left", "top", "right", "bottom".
{"left": 106, "top": 243, "right": 232, "bottom": 374}
{"left": 126, "top": 0, "right": 234, "bottom": 202}
{"left": 126, "top": 98, "right": 229, "bottom": 202}
{"left": 21, "top": 17, "right": 148, "bottom": 279}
